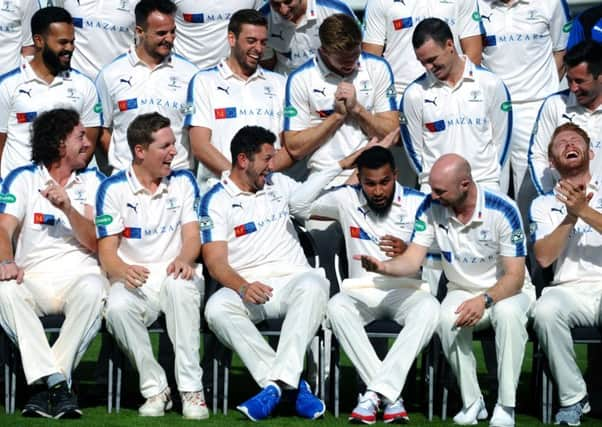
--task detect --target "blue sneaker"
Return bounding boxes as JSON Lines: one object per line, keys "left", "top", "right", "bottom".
{"left": 237, "top": 385, "right": 281, "bottom": 421}
{"left": 295, "top": 380, "right": 325, "bottom": 420}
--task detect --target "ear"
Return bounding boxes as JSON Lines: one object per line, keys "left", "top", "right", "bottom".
{"left": 589, "top": 148, "right": 595, "bottom": 160}
{"left": 227, "top": 31, "right": 236, "bottom": 48}
{"left": 32, "top": 33, "right": 44, "bottom": 49}
{"left": 133, "top": 144, "right": 146, "bottom": 162}
{"left": 236, "top": 152, "right": 249, "bottom": 169}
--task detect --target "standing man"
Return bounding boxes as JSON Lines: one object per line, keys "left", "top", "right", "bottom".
{"left": 284, "top": 13, "right": 398, "bottom": 186}
{"left": 185, "top": 8, "right": 286, "bottom": 190}
{"left": 528, "top": 41, "right": 602, "bottom": 195}
{"left": 0, "top": 108, "right": 107, "bottom": 419}
{"left": 356, "top": 154, "right": 535, "bottom": 427}
{"left": 477, "top": 0, "right": 570, "bottom": 198}
{"left": 96, "top": 0, "right": 198, "bottom": 173}
{"left": 259, "top": 0, "right": 356, "bottom": 75}
{"left": 52, "top": 0, "right": 139, "bottom": 80}
{"left": 172, "top": 0, "right": 264, "bottom": 70}
{"left": 401, "top": 18, "right": 511, "bottom": 193}
{"left": 0, "top": 0, "right": 41, "bottom": 76}
{"left": 362, "top": 0, "right": 483, "bottom": 97}
{"left": 202, "top": 125, "right": 370, "bottom": 421}
{"left": 98, "top": 113, "right": 206, "bottom": 419}
{"left": 531, "top": 123, "right": 600, "bottom": 427}
{"left": 308, "top": 146, "right": 439, "bottom": 424}
{"left": 0, "top": 6, "right": 101, "bottom": 178}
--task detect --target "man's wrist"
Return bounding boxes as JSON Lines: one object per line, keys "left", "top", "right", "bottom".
{"left": 238, "top": 284, "right": 248, "bottom": 299}
{"left": 483, "top": 292, "right": 494, "bottom": 309}
{"left": 0, "top": 259, "right": 15, "bottom": 266}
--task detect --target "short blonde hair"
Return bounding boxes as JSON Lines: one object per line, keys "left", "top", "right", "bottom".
{"left": 319, "top": 14, "right": 361, "bottom": 53}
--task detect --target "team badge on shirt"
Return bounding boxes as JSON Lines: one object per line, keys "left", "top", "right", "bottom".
{"left": 350, "top": 226, "right": 370, "bottom": 240}
{"left": 234, "top": 222, "right": 257, "bottom": 237}
{"left": 425, "top": 120, "right": 446, "bottom": 132}
{"left": 122, "top": 227, "right": 142, "bottom": 239}
{"left": 16, "top": 112, "right": 37, "bottom": 123}
{"left": 118, "top": 98, "right": 138, "bottom": 111}
{"left": 392, "top": 17, "right": 413, "bottom": 31}
{"left": 214, "top": 107, "right": 237, "bottom": 119}
{"left": 33, "top": 213, "right": 56, "bottom": 225}
{"left": 183, "top": 13, "right": 205, "bottom": 23}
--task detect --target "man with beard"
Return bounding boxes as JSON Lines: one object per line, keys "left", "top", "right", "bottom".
{"left": 528, "top": 41, "right": 602, "bottom": 195}
{"left": 98, "top": 113, "right": 206, "bottom": 419}
{"left": 201, "top": 125, "right": 380, "bottom": 421}
{"left": 259, "top": 0, "right": 356, "bottom": 75}
{"left": 356, "top": 153, "right": 535, "bottom": 427}
{"left": 95, "top": 0, "right": 198, "bottom": 174}
{"left": 0, "top": 108, "right": 107, "bottom": 418}
{"left": 0, "top": 6, "right": 101, "bottom": 178}
{"left": 185, "top": 9, "right": 288, "bottom": 191}
{"left": 305, "top": 146, "right": 439, "bottom": 424}
{"left": 530, "top": 123, "right": 602, "bottom": 426}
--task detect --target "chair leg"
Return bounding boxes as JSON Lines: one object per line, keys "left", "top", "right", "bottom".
{"left": 212, "top": 356, "right": 218, "bottom": 414}
{"left": 427, "top": 355, "right": 434, "bottom": 421}
{"left": 4, "top": 356, "right": 9, "bottom": 414}
{"left": 116, "top": 363, "right": 122, "bottom": 413}
{"left": 10, "top": 350, "right": 16, "bottom": 414}
{"left": 334, "top": 343, "right": 340, "bottom": 418}
{"left": 442, "top": 385, "right": 448, "bottom": 421}
{"left": 223, "top": 363, "right": 229, "bottom": 415}
{"left": 107, "top": 356, "right": 113, "bottom": 414}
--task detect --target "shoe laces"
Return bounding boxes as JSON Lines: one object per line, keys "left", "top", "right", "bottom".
{"left": 357, "top": 392, "right": 380, "bottom": 411}
{"left": 148, "top": 387, "right": 170, "bottom": 403}
{"left": 182, "top": 391, "right": 206, "bottom": 406}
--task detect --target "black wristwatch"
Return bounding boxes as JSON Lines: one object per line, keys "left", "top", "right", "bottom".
{"left": 483, "top": 293, "right": 494, "bottom": 309}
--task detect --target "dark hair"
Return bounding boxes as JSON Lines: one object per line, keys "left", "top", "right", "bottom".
{"left": 31, "top": 6, "right": 73, "bottom": 37}
{"left": 230, "top": 126, "right": 276, "bottom": 161}
{"left": 228, "top": 9, "right": 267, "bottom": 38}
{"left": 548, "top": 123, "right": 591, "bottom": 159}
{"left": 127, "top": 112, "right": 171, "bottom": 155}
{"left": 319, "top": 14, "right": 362, "bottom": 53}
{"left": 31, "top": 108, "right": 80, "bottom": 166}
{"left": 412, "top": 18, "right": 453, "bottom": 49}
{"left": 564, "top": 41, "right": 602, "bottom": 77}
{"left": 356, "top": 146, "right": 396, "bottom": 174}
{"left": 135, "top": 0, "right": 176, "bottom": 29}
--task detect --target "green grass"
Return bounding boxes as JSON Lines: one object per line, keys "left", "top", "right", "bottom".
{"left": 1, "top": 335, "right": 600, "bottom": 426}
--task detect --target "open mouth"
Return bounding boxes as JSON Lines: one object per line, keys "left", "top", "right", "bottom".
{"left": 565, "top": 150, "right": 579, "bottom": 159}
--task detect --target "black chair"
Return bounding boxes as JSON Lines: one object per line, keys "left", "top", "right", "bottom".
{"left": 326, "top": 238, "right": 436, "bottom": 419}
{"left": 213, "top": 218, "right": 323, "bottom": 414}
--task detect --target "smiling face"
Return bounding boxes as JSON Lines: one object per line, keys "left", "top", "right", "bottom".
{"left": 137, "top": 126, "right": 177, "bottom": 178}
{"left": 270, "top": 0, "right": 306, "bottom": 23}
{"left": 549, "top": 129, "right": 592, "bottom": 177}
{"left": 136, "top": 11, "right": 176, "bottom": 63}
{"left": 243, "top": 143, "right": 275, "bottom": 192}
{"left": 567, "top": 62, "right": 602, "bottom": 111}
{"left": 414, "top": 37, "right": 455, "bottom": 82}
{"left": 229, "top": 23, "right": 267, "bottom": 76}
{"left": 61, "top": 122, "right": 90, "bottom": 170}
{"left": 37, "top": 22, "right": 75, "bottom": 74}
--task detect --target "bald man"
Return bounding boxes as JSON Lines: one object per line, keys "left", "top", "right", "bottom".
{"left": 355, "top": 154, "right": 535, "bottom": 427}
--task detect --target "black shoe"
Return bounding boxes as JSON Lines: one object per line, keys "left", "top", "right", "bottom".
{"left": 49, "top": 381, "right": 82, "bottom": 419}
{"left": 22, "top": 386, "right": 52, "bottom": 418}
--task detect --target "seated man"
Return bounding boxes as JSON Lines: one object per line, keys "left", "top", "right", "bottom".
{"left": 98, "top": 113, "right": 206, "bottom": 419}
{"left": 356, "top": 153, "right": 535, "bottom": 427}
{"left": 531, "top": 123, "right": 601, "bottom": 426}
{"left": 0, "top": 108, "right": 107, "bottom": 418}
{"left": 202, "top": 125, "right": 369, "bottom": 421}
{"left": 307, "top": 146, "right": 440, "bottom": 423}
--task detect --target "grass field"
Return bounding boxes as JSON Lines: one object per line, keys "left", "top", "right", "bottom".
{"left": 1, "top": 334, "right": 600, "bottom": 426}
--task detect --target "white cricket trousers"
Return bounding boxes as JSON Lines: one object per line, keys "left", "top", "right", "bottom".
{"left": 533, "top": 285, "right": 602, "bottom": 407}
{"left": 104, "top": 272, "right": 204, "bottom": 398}
{"left": 438, "top": 288, "right": 534, "bottom": 408}
{"left": 327, "top": 287, "right": 439, "bottom": 402}
{"left": 0, "top": 272, "right": 107, "bottom": 384}
{"left": 205, "top": 268, "right": 329, "bottom": 389}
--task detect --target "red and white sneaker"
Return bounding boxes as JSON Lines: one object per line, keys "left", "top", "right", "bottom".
{"left": 383, "top": 398, "right": 409, "bottom": 424}
{"left": 349, "top": 391, "right": 380, "bottom": 425}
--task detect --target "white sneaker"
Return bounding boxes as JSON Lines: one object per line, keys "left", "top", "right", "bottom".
{"left": 490, "top": 404, "right": 514, "bottom": 427}
{"left": 181, "top": 390, "right": 209, "bottom": 420}
{"left": 138, "top": 387, "right": 172, "bottom": 417}
{"left": 453, "top": 396, "right": 488, "bottom": 425}
{"left": 349, "top": 391, "right": 380, "bottom": 424}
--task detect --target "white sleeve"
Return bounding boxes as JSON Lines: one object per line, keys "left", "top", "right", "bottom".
{"left": 456, "top": 0, "right": 482, "bottom": 39}
{"left": 283, "top": 71, "right": 311, "bottom": 131}
{"left": 308, "top": 186, "right": 344, "bottom": 221}
{"left": 369, "top": 57, "right": 397, "bottom": 113}
{"left": 549, "top": 0, "right": 571, "bottom": 52}
{"left": 362, "top": 0, "right": 387, "bottom": 46}
{"left": 496, "top": 199, "right": 526, "bottom": 258}
{"left": 177, "top": 171, "right": 201, "bottom": 225}
{"left": 487, "top": 76, "right": 512, "bottom": 168}
{"left": 410, "top": 197, "right": 435, "bottom": 249}
{"left": 199, "top": 190, "right": 229, "bottom": 244}
{"left": 400, "top": 82, "right": 425, "bottom": 175}
{"left": 529, "top": 196, "right": 555, "bottom": 242}
{"left": 95, "top": 181, "right": 125, "bottom": 238}
{"left": 285, "top": 166, "right": 343, "bottom": 218}
{"left": 184, "top": 72, "right": 213, "bottom": 128}
{"left": 0, "top": 169, "right": 29, "bottom": 221}
{"left": 528, "top": 95, "right": 560, "bottom": 195}
{"left": 95, "top": 70, "right": 114, "bottom": 128}
{"left": 0, "top": 79, "right": 11, "bottom": 133}
{"left": 79, "top": 77, "right": 102, "bottom": 127}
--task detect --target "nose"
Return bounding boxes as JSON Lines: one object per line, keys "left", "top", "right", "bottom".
{"left": 568, "top": 80, "right": 579, "bottom": 93}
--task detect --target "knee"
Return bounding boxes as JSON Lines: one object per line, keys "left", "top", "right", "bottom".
{"left": 293, "top": 273, "right": 329, "bottom": 306}
{"left": 78, "top": 274, "right": 108, "bottom": 304}
{"left": 413, "top": 293, "right": 441, "bottom": 324}
{"left": 533, "top": 295, "right": 564, "bottom": 329}
{"left": 104, "top": 290, "right": 131, "bottom": 325}
{"left": 204, "top": 290, "right": 239, "bottom": 330}
{"left": 0, "top": 280, "right": 21, "bottom": 303}
{"left": 164, "top": 275, "right": 203, "bottom": 302}
{"left": 326, "top": 293, "right": 351, "bottom": 322}
{"left": 491, "top": 298, "right": 527, "bottom": 326}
